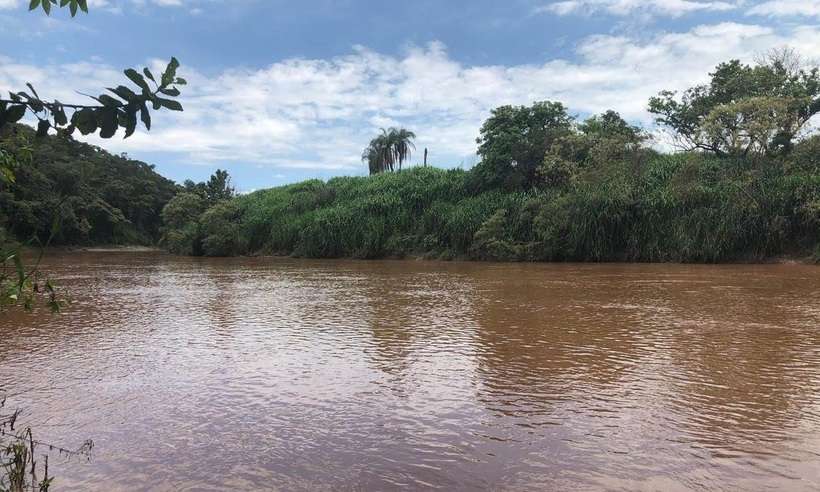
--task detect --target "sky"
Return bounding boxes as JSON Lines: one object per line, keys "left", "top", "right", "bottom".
{"left": 1, "top": 0, "right": 819, "bottom": 191}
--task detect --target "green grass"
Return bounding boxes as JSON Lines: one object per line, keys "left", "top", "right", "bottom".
{"left": 171, "top": 153, "right": 820, "bottom": 263}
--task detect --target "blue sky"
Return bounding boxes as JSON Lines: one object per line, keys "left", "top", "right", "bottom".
{"left": 1, "top": 0, "right": 819, "bottom": 190}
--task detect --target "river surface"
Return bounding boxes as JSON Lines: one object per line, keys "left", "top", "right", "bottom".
{"left": 1, "top": 252, "right": 820, "bottom": 491}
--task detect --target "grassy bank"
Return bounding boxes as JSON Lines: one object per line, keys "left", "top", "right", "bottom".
{"left": 164, "top": 145, "right": 820, "bottom": 263}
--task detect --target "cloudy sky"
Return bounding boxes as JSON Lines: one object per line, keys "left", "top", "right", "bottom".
{"left": 1, "top": 0, "right": 819, "bottom": 190}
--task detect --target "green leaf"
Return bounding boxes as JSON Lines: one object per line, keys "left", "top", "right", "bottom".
{"left": 69, "top": 0, "right": 77, "bottom": 16}
{"left": 139, "top": 103, "right": 151, "bottom": 131}
{"left": 98, "top": 94, "right": 123, "bottom": 107}
{"left": 36, "top": 119, "right": 50, "bottom": 136}
{"left": 78, "top": 0, "right": 87, "bottom": 12}
{"left": 28, "top": 0, "right": 40, "bottom": 11}
{"left": 123, "top": 109, "right": 138, "bottom": 138}
{"left": 26, "top": 83, "right": 39, "bottom": 100}
{"left": 73, "top": 107, "right": 97, "bottom": 135}
{"left": 97, "top": 107, "right": 118, "bottom": 138}
{"left": 143, "top": 68, "right": 156, "bottom": 82}
{"left": 159, "top": 87, "right": 180, "bottom": 97}
{"left": 5, "top": 105, "right": 26, "bottom": 123}
{"left": 161, "top": 57, "right": 180, "bottom": 86}
{"left": 12, "top": 254, "right": 24, "bottom": 283}
{"left": 157, "top": 98, "right": 183, "bottom": 111}
{"left": 53, "top": 102, "right": 68, "bottom": 126}
{"left": 42, "top": 0, "right": 51, "bottom": 15}
{"left": 124, "top": 68, "right": 151, "bottom": 94}
{"left": 108, "top": 85, "right": 138, "bottom": 102}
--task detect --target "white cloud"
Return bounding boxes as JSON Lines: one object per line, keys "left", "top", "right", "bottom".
{"left": 1, "top": 22, "right": 819, "bottom": 172}
{"left": 536, "top": 0, "right": 738, "bottom": 17}
{"left": 748, "top": 1, "right": 820, "bottom": 18}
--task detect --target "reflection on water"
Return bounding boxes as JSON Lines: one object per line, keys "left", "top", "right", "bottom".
{"left": 1, "top": 252, "right": 819, "bottom": 490}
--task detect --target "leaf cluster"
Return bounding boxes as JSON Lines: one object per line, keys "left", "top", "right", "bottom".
{"left": 0, "top": 59, "right": 185, "bottom": 140}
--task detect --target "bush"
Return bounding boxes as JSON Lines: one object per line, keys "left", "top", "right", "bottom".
{"left": 161, "top": 152, "right": 820, "bottom": 263}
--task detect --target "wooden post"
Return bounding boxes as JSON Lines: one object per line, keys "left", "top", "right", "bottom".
{"left": 424, "top": 148, "right": 428, "bottom": 167}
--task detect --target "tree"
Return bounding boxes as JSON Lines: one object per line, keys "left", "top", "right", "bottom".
{"left": 648, "top": 51, "right": 820, "bottom": 156}
{"left": 181, "top": 169, "right": 236, "bottom": 204}
{"left": 362, "top": 127, "right": 416, "bottom": 174}
{"left": 160, "top": 192, "right": 205, "bottom": 256}
{"left": 540, "top": 110, "right": 647, "bottom": 188}
{"left": 205, "top": 169, "right": 236, "bottom": 203}
{"left": 472, "top": 101, "right": 573, "bottom": 190}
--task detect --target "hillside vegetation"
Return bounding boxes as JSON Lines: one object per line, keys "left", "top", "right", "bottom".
{"left": 163, "top": 146, "right": 820, "bottom": 262}
{"left": 0, "top": 124, "right": 177, "bottom": 246}
{"left": 162, "top": 53, "right": 820, "bottom": 263}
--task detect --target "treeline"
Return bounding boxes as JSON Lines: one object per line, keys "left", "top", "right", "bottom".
{"left": 162, "top": 53, "right": 820, "bottom": 262}
{"left": 0, "top": 123, "right": 177, "bottom": 246}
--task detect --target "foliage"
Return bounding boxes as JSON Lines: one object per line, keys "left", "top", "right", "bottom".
{"left": 362, "top": 128, "right": 416, "bottom": 174}
{"left": 163, "top": 144, "right": 819, "bottom": 263}
{"left": 648, "top": 49, "right": 820, "bottom": 156}
{"left": 0, "top": 58, "right": 184, "bottom": 140}
{"left": 160, "top": 192, "right": 205, "bottom": 255}
{"left": 2, "top": 0, "right": 185, "bottom": 140}
{"left": 471, "top": 101, "right": 573, "bottom": 190}
{"left": 0, "top": 124, "right": 178, "bottom": 246}
{"left": 160, "top": 170, "right": 240, "bottom": 256}
{"left": 28, "top": 0, "right": 88, "bottom": 17}
{"left": 1, "top": 400, "right": 93, "bottom": 492}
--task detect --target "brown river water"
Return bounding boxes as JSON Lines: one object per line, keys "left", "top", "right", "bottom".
{"left": 1, "top": 251, "right": 820, "bottom": 491}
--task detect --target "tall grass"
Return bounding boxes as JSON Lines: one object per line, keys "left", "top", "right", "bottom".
{"left": 172, "top": 151, "right": 820, "bottom": 263}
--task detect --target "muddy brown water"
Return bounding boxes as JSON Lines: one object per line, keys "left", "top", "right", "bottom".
{"left": 1, "top": 252, "right": 819, "bottom": 491}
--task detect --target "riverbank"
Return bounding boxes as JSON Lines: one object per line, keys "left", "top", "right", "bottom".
{"left": 161, "top": 152, "right": 820, "bottom": 263}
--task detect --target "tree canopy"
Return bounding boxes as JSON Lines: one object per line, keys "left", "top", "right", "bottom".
{"left": 0, "top": 124, "right": 178, "bottom": 245}
{"left": 362, "top": 128, "right": 416, "bottom": 174}
{"left": 648, "top": 49, "right": 820, "bottom": 156}
{"left": 472, "top": 101, "right": 574, "bottom": 190}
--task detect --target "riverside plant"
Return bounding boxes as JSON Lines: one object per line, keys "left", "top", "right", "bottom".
{"left": 0, "top": 399, "right": 93, "bottom": 492}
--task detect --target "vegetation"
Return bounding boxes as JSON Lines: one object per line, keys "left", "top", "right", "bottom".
{"left": 648, "top": 48, "right": 819, "bottom": 156}
{"left": 1, "top": 399, "right": 93, "bottom": 492}
{"left": 0, "top": 125, "right": 178, "bottom": 247}
{"left": 362, "top": 128, "right": 416, "bottom": 174}
{"left": 160, "top": 169, "right": 237, "bottom": 256}
{"left": 162, "top": 54, "right": 819, "bottom": 263}
{"left": 1, "top": 0, "right": 185, "bottom": 312}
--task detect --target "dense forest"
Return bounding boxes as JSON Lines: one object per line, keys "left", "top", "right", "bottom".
{"left": 0, "top": 123, "right": 178, "bottom": 247}
{"left": 162, "top": 55, "right": 820, "bottom": 263}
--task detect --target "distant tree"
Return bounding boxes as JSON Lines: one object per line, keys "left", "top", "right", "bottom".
{"left": 362, "top": 127, "right": 416, "bottom": 174}
{"left": 540, "top": 110, "right": 648, "bottom": 188}
{"left": 472, "top": 101, "right": 573, "bottom": 190}
{"left": 648, "top": 49, "right": 820, "bottom": 156}
{"left": 160, "top": 192, "right": 205, "bottom": 256}
{"left": 181, "top": 169, "right": 236, "bottom": 203}
{"left": 205, "top": 169, "right": 236, "bottom": 202}
{"left": 578, "top": 110, "right": 644, "bottom": 144}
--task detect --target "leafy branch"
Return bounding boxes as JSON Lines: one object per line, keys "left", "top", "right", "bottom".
{"left": 28, "top": 0, "right": 88, "bottom": 17}
{"left": 0, "top": 59, "right": 185, "bottom": 140}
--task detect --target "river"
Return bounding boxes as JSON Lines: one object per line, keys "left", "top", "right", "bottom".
{"left": 2, "top": 252, "right": 819, "bottom": 490}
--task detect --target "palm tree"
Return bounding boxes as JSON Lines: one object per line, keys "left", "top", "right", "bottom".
{"left": 390, "top": 128, "right": 416, "bottom": 172}
{"left": 362, "top": 127, "right": 416, "bottom": 175}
